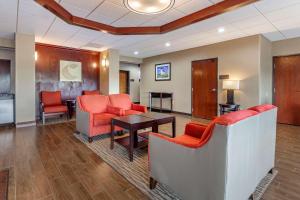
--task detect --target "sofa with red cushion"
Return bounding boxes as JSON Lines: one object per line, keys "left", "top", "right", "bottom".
{"left": 76, "top": 94, "right": 124, "bottom": 142}
{"left": 40, "top": 91, "right": 68, "bottom": 124}
{"left": 109, "top": 94, "right": 147, "bottom": 115}
{"left": 149, "top": 104, "right": 277, "bottom": 200}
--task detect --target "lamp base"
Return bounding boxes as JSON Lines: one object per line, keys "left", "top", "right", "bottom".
{"left": 226, "top": 89, "right": 235, "bottom": 105}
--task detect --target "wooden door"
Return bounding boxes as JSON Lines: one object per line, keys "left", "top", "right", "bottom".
{"left": 274, "top": 55, "right": 300, "bottom": 125}
{"left": 0, "top": 59, "right": 11, "bottom": 93}
{"left": 192, "top": 59, "right": 218, "bottom": 119}
{"left": 119, "top": 70, "right": 129, "bottom": 94}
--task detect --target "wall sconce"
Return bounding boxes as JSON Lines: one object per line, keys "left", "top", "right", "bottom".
{"left": 101, "top": 57, "right": 109, "bottom": 68}
{"left": 92, "top": 62, "right": 97, "bottom": 68}
{"left": 35, "top": 51, "right": 38, "bottom": 61}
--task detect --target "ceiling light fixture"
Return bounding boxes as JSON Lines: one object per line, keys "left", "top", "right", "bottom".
{"left": 165, "top": 42, "right": 171, "bottom": 47}
{"left": 134, "top": 51, "right": 139, "bottom": 55}
{"left": 218, "top": 27, "right": 225, "bottom": 33}
{"left": 124, "top": 0, "right": 175, "bottom": 15}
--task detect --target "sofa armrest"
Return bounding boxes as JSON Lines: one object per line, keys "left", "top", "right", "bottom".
{"left": 184, "top": 123, "right": 207, "bottom": 139}
{"left": 107, "top": 105, "right": 125, "bottom": 116}
{"left": 76, "top": 101, "right": 92, "bottom": 136}
{"left": 132, "top": 103, "right": 147, "bottom": 113}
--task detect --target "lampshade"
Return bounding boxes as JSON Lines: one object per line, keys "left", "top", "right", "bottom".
{"left": 222, "top": 80, "right": 240, "bottom": 90}
{"left": 124, "top": 0, "right": 175, "bottom": 15}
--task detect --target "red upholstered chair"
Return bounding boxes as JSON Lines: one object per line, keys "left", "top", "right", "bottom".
{"left": 82, "top": 90, "right": 100, "bottom": 95}
{"left": 40, "top": 91, "right": 68, "bottom": 124}
{"left": 109, "top": 94, "right": 147, "bottom": 115}
{"left": 76, "top": 95, "right": 123, "bottom": 142}
{"left": 148, "top": 108, "right": 277, "bottom": 200}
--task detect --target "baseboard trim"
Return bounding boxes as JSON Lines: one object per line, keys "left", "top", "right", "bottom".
{"left": 16, "top": 121, "right": 36, "bottom": 128}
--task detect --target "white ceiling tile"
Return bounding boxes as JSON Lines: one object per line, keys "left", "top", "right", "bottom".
{"left": 112, "top": 12, "right": 154, "bottom": 27}
{"left": 0, "top": 0, "right": 18, "bottom": 33}
{"left": 60, "top": 0, "right": 104, "bottom": 14}
{"left": 254, "top": 0, "right": 300, "bottom": 13}
{"left": 281, "top": 27, "right": 300, "bottom": 39}
{"left": 263, "top": 31, "right": 285, "bottom": 41}
{"left": 88, "top": 1, "right": 129, "bottom": 24}
{"left": 176, "top": 0, "right": 212, "bottom": 14}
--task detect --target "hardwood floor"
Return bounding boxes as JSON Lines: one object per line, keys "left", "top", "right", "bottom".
{"left": 0, "top": 114, "right": 299, "bottom": 200}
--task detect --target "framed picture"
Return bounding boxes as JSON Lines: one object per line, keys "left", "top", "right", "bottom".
{"left": 155, "top": 63, "right": 171, "bottom": 81}
{"left": 60, "top": 60, "right": 82, "bottom": 82}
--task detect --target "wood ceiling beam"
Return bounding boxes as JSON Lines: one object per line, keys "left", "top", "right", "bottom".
{"left": 35, "top": 0, "right": 259, "bottom": 35}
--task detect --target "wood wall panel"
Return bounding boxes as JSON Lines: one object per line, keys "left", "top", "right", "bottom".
{"left": 35, "top": 43, "right": 100, "bottom": 115}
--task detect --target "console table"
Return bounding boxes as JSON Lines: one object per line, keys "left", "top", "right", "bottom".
{"left": 149, "top": 92, "right": 173, "bottom": 113}
{"left": 219, "top": 104, "right": 240, "bottom": 115}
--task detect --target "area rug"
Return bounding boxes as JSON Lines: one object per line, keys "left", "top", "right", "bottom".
{"left": 0, "top": 169, "right": 9, "bottom": 200}
{"left": 75, "top": 134, "right": 277, "bottom": 200}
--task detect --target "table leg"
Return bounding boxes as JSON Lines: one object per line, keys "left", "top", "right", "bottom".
{"left": 129, "top": 128, "right": 134, "bottom": 162}
{"left": 110, "top": 121, "right": 115, "bottom": 149}
{"left": 134, "top": 130, "right": 138, "bottom": 148}
{"left": 152, "top": 123, "right": 158, "bottom": 133}
{"left": 172, "top": 117, "right": 176, "bottom": 138}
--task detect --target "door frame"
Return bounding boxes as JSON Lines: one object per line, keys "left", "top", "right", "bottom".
{"left": 119, "top": 70, "right": 130, "bottom": 94}
{"left": 191, "top": 58, "right": 218, "bottom": 118}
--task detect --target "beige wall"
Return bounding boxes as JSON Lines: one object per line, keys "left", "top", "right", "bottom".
{"left": 120, "top": 56, "right": 143, "bottom": 64}
{"left": 0, "top": 38, "right": 15, "bottom": 93}
{"left": 141, "top": 35, "right": 262, "bottom": 114}
{"left": 15, "top": 33, "right": 36, "bottom": 126}
{"left": 259, "top": 35, "right": 273, "bottom": 104}
{"left": 272, "top": 37, "right": 300, "bottom": 56}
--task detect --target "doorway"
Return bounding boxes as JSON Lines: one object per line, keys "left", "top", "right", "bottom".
{"left": 0, "top": 59, "right": 11, "bottom": 93}
{"left": 119, "top": 70, "right": 130, "bottom": 94}
{"left": 192, "top": 58, "right": 218, "bottom": 119}
{"left": 273, "top": 55, "right": 300, "bottom": 125}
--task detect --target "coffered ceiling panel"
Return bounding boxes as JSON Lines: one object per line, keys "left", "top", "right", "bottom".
{"left": 2, "top": 0, "right": 300, "bottom": 59}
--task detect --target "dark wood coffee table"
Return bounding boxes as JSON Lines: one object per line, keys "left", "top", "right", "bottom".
{"left": 111, "top": 113, "right": 176, "bottom": 161}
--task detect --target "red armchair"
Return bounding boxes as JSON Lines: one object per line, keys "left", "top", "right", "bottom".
{"left": 40, "top": 91, "right": 68, "bottom": 124}
{"left": 82, "top": 90, "right": 100, "bottom": 95}
{"left": 109, "top": 94, "right": 147, "bottom": 115}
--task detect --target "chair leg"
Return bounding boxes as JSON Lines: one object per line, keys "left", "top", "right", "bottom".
{"left": 268, "top": 168, "right": 274, "bottom": 174}
{"left": 149, "top": 177, "right": 157, "bottom": 190}
{"left": 88, "top": 137, "right": 93, "bottom": 143}
{"left": 42, "top": 113, "right": 45, "bottom": 125}
{"left": 249, "top": 194, "right": 254, "bottom": 200}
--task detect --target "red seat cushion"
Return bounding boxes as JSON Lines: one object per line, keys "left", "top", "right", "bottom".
{"left": 109, "top": 94, "right": 132, "bottom": 110}
{"left": 173, "top": 134, "right": 201, "bottom": 146}
{"left": 93, "top": 113, "right": 116, "bottom": 126}
{"left": 125, "top": 110, "right": 143, "bottom": 115}
{"left": 41, "top": 91, "right": 62, "bottom": 106}
{"left": 83, "top": 90, "right": 100, "bottom": 95}
{"left": 248, "top": 104, "right": 276, "bottom": 113}
{"left": 44, "top": 105, "right": 67, "bottom": 113}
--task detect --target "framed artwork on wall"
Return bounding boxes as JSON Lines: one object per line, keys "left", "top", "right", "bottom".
{"left": 155, "top": 63, "right": 171, "bottom": 81}
{"left": 60, "top": 60, "right": 82, "bottom": 82}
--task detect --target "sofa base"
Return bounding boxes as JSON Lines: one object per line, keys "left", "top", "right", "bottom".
{"left": 149, "top": 177, "right": 157, "bottom": 190}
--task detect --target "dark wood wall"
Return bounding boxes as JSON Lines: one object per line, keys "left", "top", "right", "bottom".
{"left": 35, "top": 43, "right": 100, "bottom": 115}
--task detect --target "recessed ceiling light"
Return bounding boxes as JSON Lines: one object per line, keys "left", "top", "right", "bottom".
{"left": 124, "top": 0, "right": 175, "bottom": 15}
{"left": 165, "top": 42, "right": 171, "bottom": 47}
{"left": 218, "top": 27, "right": 225, "bottom": 33}
{"left": 134, "top": 51, "right": 139, "bottom": 55}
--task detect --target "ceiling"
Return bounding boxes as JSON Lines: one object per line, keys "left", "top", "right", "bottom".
{"left": 1, "top": 0, "right": 300, "bottom": 58}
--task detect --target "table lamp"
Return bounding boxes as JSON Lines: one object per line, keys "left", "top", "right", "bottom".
{"left": 222, "top": 80, "right": 240, "bottom": 105}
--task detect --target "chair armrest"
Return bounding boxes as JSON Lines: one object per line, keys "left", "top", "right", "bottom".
{"left": 184, "top": 123, "right": 207, "bottom": 139}
{"left": 132, "top": 103, "right": 147, "bottom": 113}
{"left": 107, "top": 105, "right": 125, "bottom": 116}
{"left": 150, "top": 132, "right": 200, "bottom": 149}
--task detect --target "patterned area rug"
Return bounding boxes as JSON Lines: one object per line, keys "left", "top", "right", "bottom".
{"left": 75, "top": 134, "right": 277, "bottom": 200}
{"left": 0, "top": 169, "right": 9, "bottom": 200}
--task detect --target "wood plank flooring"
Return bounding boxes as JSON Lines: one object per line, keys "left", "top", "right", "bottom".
{"left": 0, "top": 114, "right": 299, "bottom": 200}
